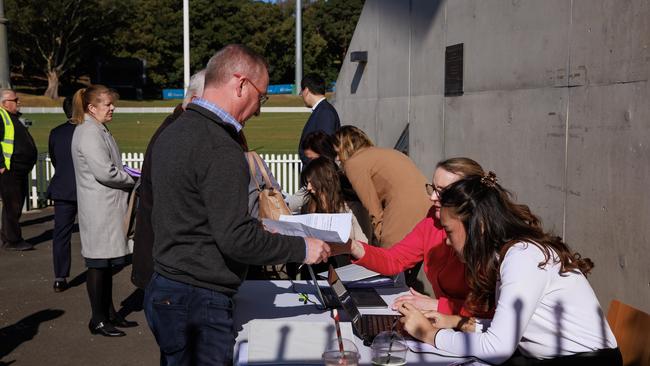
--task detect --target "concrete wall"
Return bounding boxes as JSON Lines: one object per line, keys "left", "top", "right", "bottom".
{"left": 334, "top": 0, "right": 650, "bottom": 312}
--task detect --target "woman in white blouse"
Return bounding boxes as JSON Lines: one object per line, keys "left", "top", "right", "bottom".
{"left": 398, "top": 172, "right": 621, "bottom": 365}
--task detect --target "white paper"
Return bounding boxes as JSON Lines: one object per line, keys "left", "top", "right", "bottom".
{"left": 248, "top": 319, "right": 355, "bottom": 365}
{"left": 317, "top": 264, "right": 380, "bottom": 282}
{"left": 262, "top": 213, "right": 352, "bottom": 243}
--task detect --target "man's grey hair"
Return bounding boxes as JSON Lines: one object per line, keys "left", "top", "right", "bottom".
{"left": 182, "top": 70, "right": 206, "bottom": 108}
{"left": 204, "top": 44, "right": 268, "bottom": 88}
{"left": 0, "top": 89, "right": 15, "bottom": 102}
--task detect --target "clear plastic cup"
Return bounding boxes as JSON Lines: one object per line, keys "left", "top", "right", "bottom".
{"left": 322, "top": 338, "right": 360, "bottom": 366}
{"left": 370, "top": 331, "right": 408, "bottom": 366}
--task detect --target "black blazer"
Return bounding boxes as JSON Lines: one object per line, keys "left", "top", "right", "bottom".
{"left": 46, "top": 121, "right": 77, "bottom": 201}
{"left": 298, "top": 99, "right": 340, "bottom": 165}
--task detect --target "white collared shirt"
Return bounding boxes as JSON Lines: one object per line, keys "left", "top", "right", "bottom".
{"left": 311, "top": 97, "right": 326, "bottom": 111}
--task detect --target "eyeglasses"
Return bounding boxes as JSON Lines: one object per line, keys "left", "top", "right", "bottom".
{"left": 234, "top": 73, "right": 268, "bottom": 105}
{"left": 4, "top": 98, "right": 19, "bottom": 103}
{"left": 425, "top": 183, "right": 444, "bottom": 197}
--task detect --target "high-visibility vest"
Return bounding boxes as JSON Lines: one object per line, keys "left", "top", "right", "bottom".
{"left": 0, "top": 108, "right": 14, "bottom": 170}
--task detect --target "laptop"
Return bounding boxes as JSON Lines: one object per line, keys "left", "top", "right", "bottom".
{"left": 326, "top": 265, "right": 401, "bottom": 346}
{"left": 305, "top": 265, "right": 388, "bottom": 310}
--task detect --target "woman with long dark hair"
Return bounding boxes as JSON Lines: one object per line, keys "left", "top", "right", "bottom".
{"left": 398, "top": 173, "right": 621, "bottom": 365}
{"left": 301, "top": 157, "right": 367, "bottom": 242}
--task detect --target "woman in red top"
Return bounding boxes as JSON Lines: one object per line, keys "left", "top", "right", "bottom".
{"left": 350, "top": 157, "right": 485, "bottom": 316}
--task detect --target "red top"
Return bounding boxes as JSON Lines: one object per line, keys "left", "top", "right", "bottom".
{"left": 353, "top": 208, "right": 472, "bottom": 316}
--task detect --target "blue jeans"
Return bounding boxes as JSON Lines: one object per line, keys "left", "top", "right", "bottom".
{"left": 144, "top": 273, "right": 235, "bottom": 366}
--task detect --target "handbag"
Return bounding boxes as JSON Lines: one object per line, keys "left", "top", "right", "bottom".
{"left": 246, "top": 152, "right": 291, "bottom": 220}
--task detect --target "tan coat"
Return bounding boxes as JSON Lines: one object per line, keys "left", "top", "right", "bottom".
{"left": 343, "top": 147, "right": 431, "bottom": 248}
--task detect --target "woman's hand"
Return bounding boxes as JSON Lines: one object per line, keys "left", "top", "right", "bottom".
{"left": 392, "top": 288, "right": 438, "bottom": 312}
{"left": 397, "top": 302, "right": 439, "bottom": 345}
{"left": 421, "top": 311, "right": 461, "bottom": 330}
{"left": 350, "top": 239, "right": 366, "bottom": 259}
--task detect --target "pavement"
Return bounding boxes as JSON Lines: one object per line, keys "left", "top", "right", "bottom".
{"left": 0, "top": 207, "right": 159, "bottom": 366}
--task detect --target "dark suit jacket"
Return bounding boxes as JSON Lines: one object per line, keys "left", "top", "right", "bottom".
{"left": 131, "top": 104, "right": 184, "bottom": 289}
{"left": 298, "top": 99, "right": 340, "bottom": 165}
{"left": 46, "top": 121, "right": 77, "bottom": 201}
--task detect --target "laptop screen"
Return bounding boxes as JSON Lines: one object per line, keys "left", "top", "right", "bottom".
{"left": 328, "top": 266, "right": 362, "bottom": 326}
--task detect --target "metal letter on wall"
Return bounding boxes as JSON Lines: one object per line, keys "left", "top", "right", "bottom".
{"left": 445, "top": 43, "right": 464, "bottom": 96}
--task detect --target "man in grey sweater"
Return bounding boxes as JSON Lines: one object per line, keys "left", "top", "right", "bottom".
{"left": 145, "top": 44, "right": 331, "bottom": 365}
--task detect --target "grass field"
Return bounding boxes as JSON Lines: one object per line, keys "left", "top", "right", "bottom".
{"left": 18, "top": 92, "right": 312, "bottom": 108}
{"left": 25, "top": 112, "right": 310, "bottom": 154}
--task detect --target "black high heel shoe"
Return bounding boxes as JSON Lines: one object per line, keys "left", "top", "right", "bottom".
{"left": 109, "top": 313, "right": 139, "bottom": 328}
{"left": 88, "top": 320, "right": 126, "bottom": 337}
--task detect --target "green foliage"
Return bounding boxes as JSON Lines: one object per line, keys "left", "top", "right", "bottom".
{"left": 6, "top": 0, "right": 129, "bottom": 96}
{"left": 7, "top": 0, "right": 364, "bottom": 92}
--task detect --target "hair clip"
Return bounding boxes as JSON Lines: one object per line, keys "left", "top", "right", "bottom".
{"left": 481, "top": 171, "right": 498, "bottom": 188}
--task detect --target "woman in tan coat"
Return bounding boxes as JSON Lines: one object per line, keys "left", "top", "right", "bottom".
{"left": 335, "top": 126, "right": 431, "bottom": 248}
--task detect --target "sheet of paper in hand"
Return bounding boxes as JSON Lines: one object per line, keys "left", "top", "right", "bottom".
{"left": 261, "top": 213, "right": 352, "bottom": 243}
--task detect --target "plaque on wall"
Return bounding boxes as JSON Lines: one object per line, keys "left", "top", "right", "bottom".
{"left": 445, "top": 43, "right": 464, "bottom": 96}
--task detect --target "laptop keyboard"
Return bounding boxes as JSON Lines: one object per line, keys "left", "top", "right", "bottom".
{"left": 361, "top": 315, "right": 399, "bottom": 337}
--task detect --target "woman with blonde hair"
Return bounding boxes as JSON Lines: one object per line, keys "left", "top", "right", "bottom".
{"left": 71, "top": 85, "right": 136, "bottom": 337}
{"left": 335, "top": 125, "right": 431, "bottom": 247}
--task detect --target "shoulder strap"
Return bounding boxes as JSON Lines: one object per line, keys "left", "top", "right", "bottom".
{"left": 245, "top": 152, "right": 262, "bottom": 190}
{"left": 251, "top": 152, "right": 275, "bottom": 189}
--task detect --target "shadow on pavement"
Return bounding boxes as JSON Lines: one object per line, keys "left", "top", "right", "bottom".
{"left": 19, "top": 215, "right": 55, "bottom": 227}
{"left": 0, "top": 309, "right": 65, "bottom": 362}
{"left": 25, "top": 224, "right": 79, "bottom": 248}
{"left": 68, "top": 270, "right": 88, "bottom": 288}
{"left": 117, "top": 289, "right": 145, "bottom": 319}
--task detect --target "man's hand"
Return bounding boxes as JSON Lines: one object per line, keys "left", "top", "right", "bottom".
{"left": 304, "top": 237, "right": 331, "bottom": 264}
{"left": 392, "top": 287, "right": 438, "bottom": 312}
{"left": 398, "top": 302, "right": 440, "bottom": 346}
{"left": 0, "top": 167, "right": 5, "bottom": 174}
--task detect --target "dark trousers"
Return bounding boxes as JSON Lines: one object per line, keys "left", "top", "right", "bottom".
{"left": 52, "top": 200, "right": 77, "bottom": 279}
{"left": 0, "top": 170, "right": 28, "bottom": 244}
{"left": 144, "top": 273, "right": 235, "bottom": 366}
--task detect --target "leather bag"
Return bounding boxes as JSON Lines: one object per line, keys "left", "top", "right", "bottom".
{"left": 246, "top": 152, "right": 291, "bottom": 220}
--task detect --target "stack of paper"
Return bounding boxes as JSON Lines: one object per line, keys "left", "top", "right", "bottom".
{"left": 317, "top": 264, "right": 394, "bottom": 288}
{"left": 248, "top": 319, "right": 355, "bottom": 365}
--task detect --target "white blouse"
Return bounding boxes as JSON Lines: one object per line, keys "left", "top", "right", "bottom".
{"left": 435, "top": 242, "right": 617, "bottom": 364}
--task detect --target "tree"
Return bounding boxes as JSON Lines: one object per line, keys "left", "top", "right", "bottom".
{"left": 109, "top": 0, "right": 184, "bottom": 89}
{"left": 6, "top": 0, "right": 125, "bottom": 99}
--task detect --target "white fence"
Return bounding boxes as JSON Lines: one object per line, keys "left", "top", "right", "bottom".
{"left": 27, "top": 152, "right": 302, "bottom": 210}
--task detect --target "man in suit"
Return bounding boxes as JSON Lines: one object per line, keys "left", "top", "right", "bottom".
{"left": 297, "top": 74, "right": 340, "bottom": 165}
{"left": 0, "top": 89, "right": 37, "bottom": 251}
{"left": 130, "top": 69, "right": 205, "bottom": 290}
{"left": 47, "top": 96, "right": 77, "bottom": 292}
{"left": 145, "top": 44, "right": 331, "bottom": 364}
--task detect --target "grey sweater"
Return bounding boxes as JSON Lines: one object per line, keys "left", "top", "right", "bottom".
{"left": 151, "top": 104, "right": 305, "bottom": 294}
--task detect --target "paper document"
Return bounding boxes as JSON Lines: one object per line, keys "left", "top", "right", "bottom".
{"left": 262, "top": 213, "right": 352, "bottom": 243}
{"left": 317, "top": 264, "right": 380, "bottom": 282}
{"left": 248, "top": 319, "right": 355, "bottom": 365}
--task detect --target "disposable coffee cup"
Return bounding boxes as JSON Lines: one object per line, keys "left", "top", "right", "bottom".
{"left": 370, "top": 331, "right": 408, "bottom": 366}
{"left": 322, "top": 338, "right": 360, "bottom": 366}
